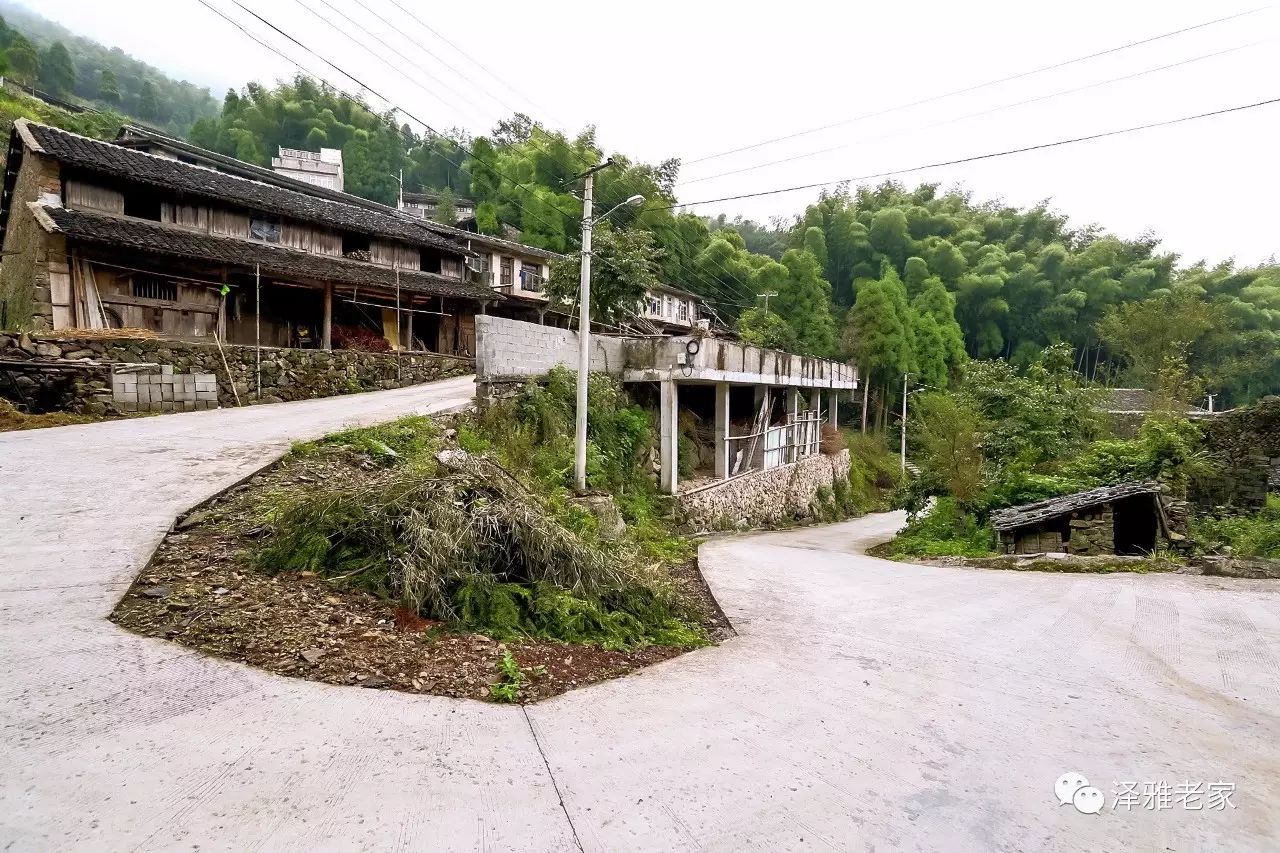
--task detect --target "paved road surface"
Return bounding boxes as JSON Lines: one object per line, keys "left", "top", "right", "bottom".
{"left": 2, "top": 378, "right": 1277, "bottom": 851}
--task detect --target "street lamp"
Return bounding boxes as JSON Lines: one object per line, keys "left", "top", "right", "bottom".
{"left": 573, "top": 170, "right": 645, "bottom": 492}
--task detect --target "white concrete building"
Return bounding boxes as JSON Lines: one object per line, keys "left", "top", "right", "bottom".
{"left": 270, "top": 147, "right": 344, "bottom": 192}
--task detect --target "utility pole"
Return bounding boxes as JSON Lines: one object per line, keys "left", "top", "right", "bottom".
{"left": 759, "top": 290, "right": 778, "bottom": 315}
{"left": 900, "top": 372, "right": 909, "bottom": 475}
{"left": 573, "top": 159, "right": 614, "bottom": 492}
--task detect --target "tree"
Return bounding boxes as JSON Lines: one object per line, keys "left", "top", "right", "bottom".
{"left": 96, "top": 68, "right": 120, "bottom": 105}
{"left": 6, "top": 34, "right": 38, "bottom": 85}
{"left": 913, "top": 391, "right": 987, "bottom": 507}
{"left": 845, "top": 273, "right": 910, "bottom": 426}
{"left": 38, "top": 41, "right": 75, "bottom": 95}
{"left": 546, "top": 224, "right": 662, "bottom": 325}
{"left": 912, "top": 276, "right": 967, "bottom": 376}
{"left": 138, "top": 79, "right": 160, "bottom": 120}
{"left": 774, "top": 249, "right": 837, "bottom": 357}
{"left": 434, "top": 187, "right": 458, "bottom": 226}
{"left": 737, "top": 307, "right": 797, "bottom": 351}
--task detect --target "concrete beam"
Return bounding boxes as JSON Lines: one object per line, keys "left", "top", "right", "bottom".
{"left": 715, "top": 382, "right": 730, "bottom": 480}
{"left": 659, "top": 380, "right": 679, "bottom": 494}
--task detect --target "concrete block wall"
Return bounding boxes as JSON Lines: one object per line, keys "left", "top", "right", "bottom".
{"left": 112, "top": 365, "right": 219, "bottom": 413}
{"left": 475, "top": 315, "right": 623, "bottom": 380}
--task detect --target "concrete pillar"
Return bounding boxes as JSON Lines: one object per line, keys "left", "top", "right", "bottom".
{"left": 829, "top": 390, "right": 839, "bottom": 430}
{"left": 715, "top": 382, "right": 731, "bottom": 480}
{"left": 405, "top": 303, "right": 414, "bottom": 351}
{"left": 789, "top": 389, "right": 801, "bottom": 462}
{"left": 659, "top": 380, "right": 679, "bottom": 494}
{"left": 321, "top": 282, "right": 333, "bottom": 351}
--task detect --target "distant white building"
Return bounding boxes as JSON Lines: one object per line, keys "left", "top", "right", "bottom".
{"left": 400, "top": 191, "right": 476, "bottom": 222}
{"left": 271, "top": 147, "right": 345, "bottom": 192}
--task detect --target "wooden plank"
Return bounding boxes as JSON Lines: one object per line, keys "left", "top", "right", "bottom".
{"left": 101, "top": 292, "right": 218, "bottom": 312}
{"left": 65, "top": 180, "right": 124, "bottom": 214}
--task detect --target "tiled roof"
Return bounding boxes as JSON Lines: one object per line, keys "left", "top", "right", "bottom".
{"left": 115, "top": 124, "right": 562, "bottom": 263}
{"left": 425, "top": 220, "right": 563, "bottom": 261}
{"left": 41, "top": 205, "right": 494, "bottom": 301}
{"left": 19, "top": 120, "right": 467, "bottom": 255}
{"left": 991, "top": 481, "right": 1161, "bottom": 532}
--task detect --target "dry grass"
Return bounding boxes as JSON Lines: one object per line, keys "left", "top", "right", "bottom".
{"left": 0, "top": 399, "right": 98, "bottom": 432}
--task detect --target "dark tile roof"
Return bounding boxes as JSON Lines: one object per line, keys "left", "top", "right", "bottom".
{"left": 115, "top": 124, "right": 563, "bottom": 264}
{"left": 20, "top": 121, "right": 467, "bottom": 255}
{"left": 991, "top": 481, "right": 1161, "bottom": 532}
{"left": 403, "top": 191, "right": 475, "bottom": 205}
{"left": 426, "top": 219, "right": 563, "bottom": 261}
{"left": 42, "top": 205, "right": 494, "bottom": 301}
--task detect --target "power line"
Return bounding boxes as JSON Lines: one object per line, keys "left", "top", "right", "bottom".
{"left": 345, "top": 0, "right": 519, "bottom": 119}
{"left": 285, "top": 0, "right": 476, "bottom": 122}
{"left": 679, "top": 39, "right": 1267, "bottom": 187}
{"left": 681, "top": 5, "right": 1270, "bottom": 168}
{"left": 199, "top": 1, "right": 761, "bottom": 315}
{"left": 382, "top": 0, "right": 562, "bottom": 126}
{"left": 655, "top": 95, "right": 1280, "bottom": 211}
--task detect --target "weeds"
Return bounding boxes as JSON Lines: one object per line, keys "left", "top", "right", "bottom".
{"left": 489, "top": 649, "right": 545, "bottom": 702}
{"left": 259, "top": 371, "right": 705, "bottom": 649}
{"left": 1191, "top": 494, "right": 1280, "bottom": 558}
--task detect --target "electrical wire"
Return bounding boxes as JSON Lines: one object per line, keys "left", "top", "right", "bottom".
{"left": 681, "top": 5, "right": 1270, "bottom": 167}
{"left": 651, "top": 95, "right": 1280, "bottom": 211}
{"left": 679, "top": 38, "right": 1268, "bottom": 187}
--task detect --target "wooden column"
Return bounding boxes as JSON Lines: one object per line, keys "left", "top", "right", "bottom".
{"left": 659, "top": 380, "right": 679, "bottom": 494}
{"left": 714, "top": 382, "right": 731, "bottom": 480}
{"left": 405, "top": 298, "right": 414, "bottom": 351}
{"left": 321, "top": 282, "right": 333, "bottom": 351}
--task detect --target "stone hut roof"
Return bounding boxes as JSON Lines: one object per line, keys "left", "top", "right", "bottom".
{"left": 991, "top": 481, "right": 1161, "bottom": 532}
{"left": 38, "top": 205, "right": 492, "bottom": 300}
{"left": 1101, "top": 388, "right": 1152, "bottom": 412}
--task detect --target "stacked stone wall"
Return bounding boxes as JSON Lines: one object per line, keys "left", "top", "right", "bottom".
{"left": 0, "top": 332, "right": 473, "bottom": 415}
{"left": 676, "top": 450, "right": 851, "bottom": 530}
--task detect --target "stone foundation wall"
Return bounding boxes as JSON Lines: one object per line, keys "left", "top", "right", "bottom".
{"left": 0, "top": 332, "right": 473, "bottom": 414}
{"left": 1066, "top": 507, "right": 1114, "bottom": 556}
{"left": 677, "top": 450, "right": 851, "bottom": 530}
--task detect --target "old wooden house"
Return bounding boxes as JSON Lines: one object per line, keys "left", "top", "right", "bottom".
{"left": 0, "top": 119, "right": 497, "bottom": 355}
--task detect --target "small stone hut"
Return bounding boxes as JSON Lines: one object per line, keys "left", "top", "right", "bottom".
{"left": 992, "top": 481, "right": 1186, "bottom": 556}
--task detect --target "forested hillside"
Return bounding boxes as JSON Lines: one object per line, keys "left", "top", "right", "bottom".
{"left": 172, "top": 76, "right": 1280, "bottom": 408}
{"left": 0, "top": 2, "right": 217, "bottom": 134}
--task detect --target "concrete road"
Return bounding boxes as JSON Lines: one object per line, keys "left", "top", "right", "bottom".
{"left": 2, "top": 381, "right": 1278, "bottom": 851}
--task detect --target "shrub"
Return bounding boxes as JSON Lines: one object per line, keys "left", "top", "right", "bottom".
{"left": 1191, "top": 495, "right": 1280, "bottom": 558}
{"left": 888, "top": 497, "right": 994, "bottom": 558}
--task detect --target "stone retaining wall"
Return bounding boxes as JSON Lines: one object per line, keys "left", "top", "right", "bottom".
{"left": 677, "top": 450, "right": 851, "bottom": 530}
{"left": 0, "top": 332, "right": 473, "bottom": 414}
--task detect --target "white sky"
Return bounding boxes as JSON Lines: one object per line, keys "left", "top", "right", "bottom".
{"left": 22, "top": 0, "right": 1280, "bottom": 267}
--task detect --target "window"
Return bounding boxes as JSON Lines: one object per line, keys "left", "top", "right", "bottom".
{"left": 648, "top": 295, "right": 661, "bottom": 315}
{"left": 342, "top": 232, "right": 370, "bottom": 257}
{"left": 500, "top": 256, "right": 513, "bottom": 286}
{"left": 520, "top": 262, "right": 544, "bottom": 292}
{"left": 123, "top": 191, "right": 162, "bottom": 221}
{"left": 250, "top": 216, "right": 281, "bottom": 243}
{"left": 662, "top": 295, "right": 672, "bottom": 317}
{"left": 677, "top": 299, "right": 688, "bottom": 321}
{"left": 132, "top": 275, "right": 177, "bottom": 302}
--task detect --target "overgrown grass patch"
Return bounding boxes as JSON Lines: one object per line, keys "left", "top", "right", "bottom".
{"left": 1192, "top": 494, "right": 1280, "bottom": 558}
{"left": 258, "top": 368, "right": 705, "bottom": 650}
{"left": 887, "top": 497, "right": 996, "bottom": 558}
